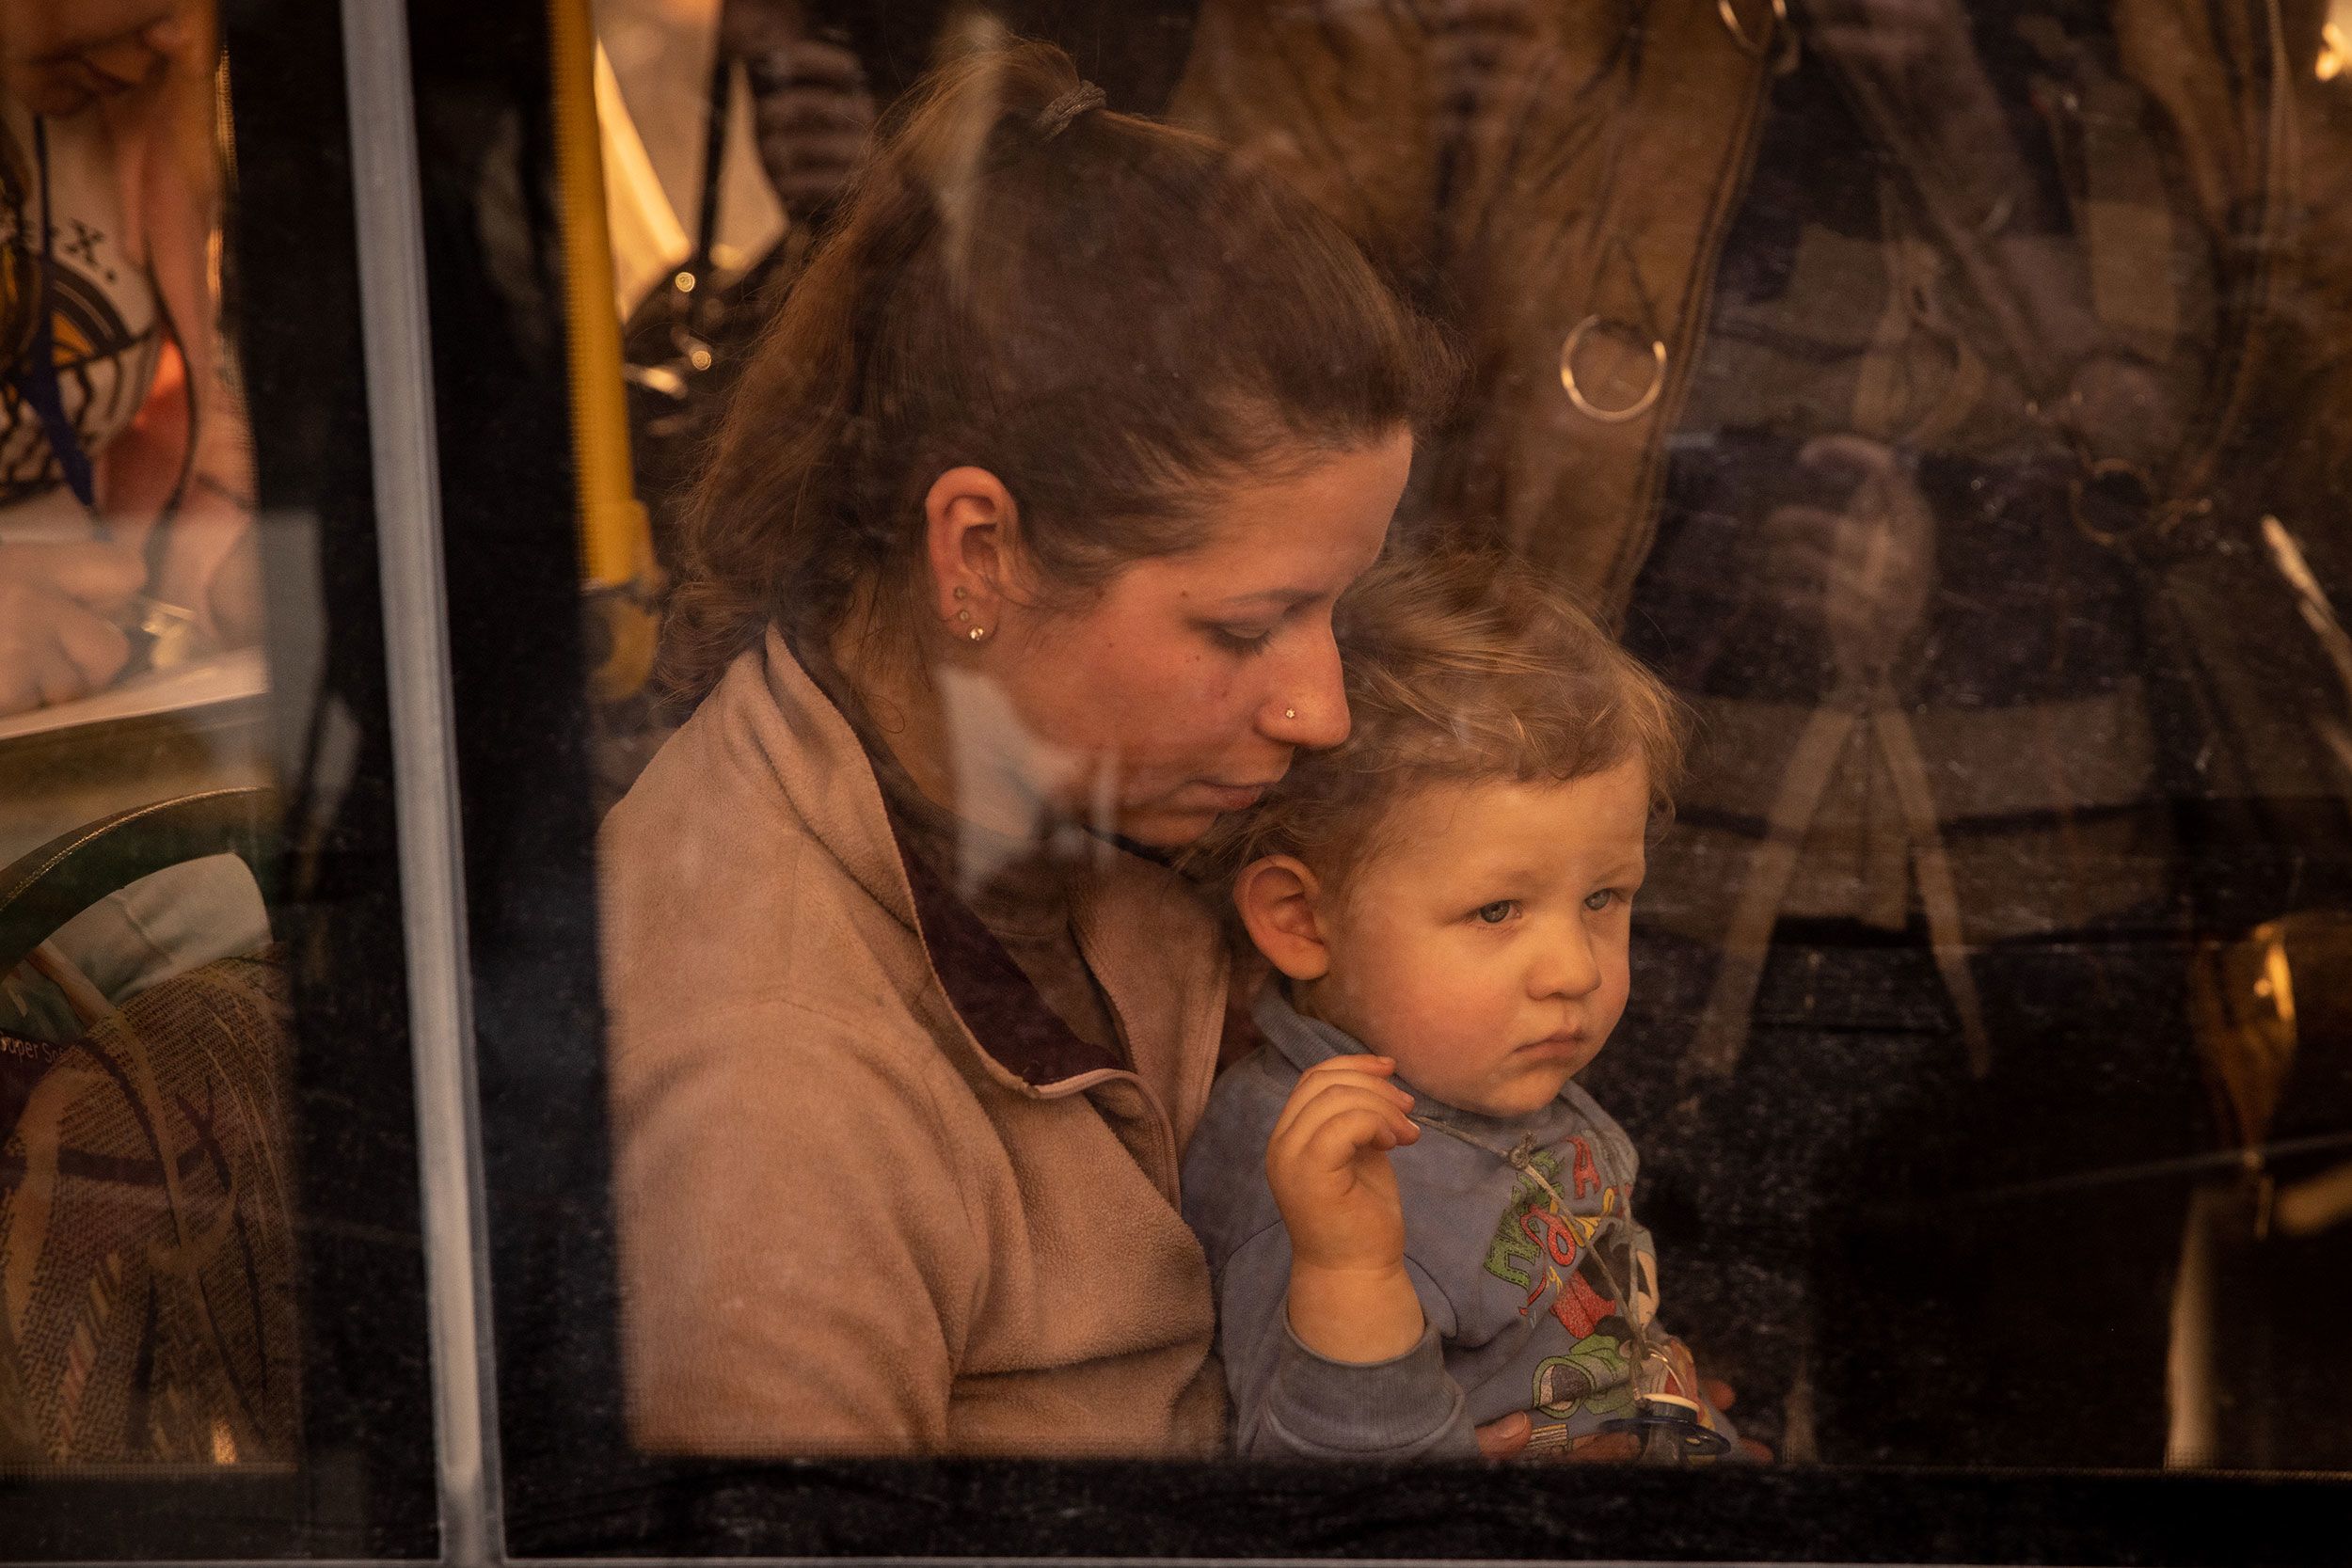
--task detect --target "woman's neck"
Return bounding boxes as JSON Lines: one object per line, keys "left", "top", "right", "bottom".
{"left": 823, "top": 608, "right": 1047, "bottom": 843}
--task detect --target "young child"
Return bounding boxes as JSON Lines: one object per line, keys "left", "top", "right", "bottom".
{"left": 1183, "top": 551, "right": 1734, "bottom": 1462}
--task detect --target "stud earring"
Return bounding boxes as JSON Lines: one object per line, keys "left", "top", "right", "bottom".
{"left": 957, "top": 609, "right": 972, "bottom": 622}
{"left": 1284, "top": 707, "right": 1296, "bottom": 720}
{"left": 953, "top": 586, "right": 968, "bottom": 599}
{"left": 968, "top": 626, "right": 988, "bottom": 641}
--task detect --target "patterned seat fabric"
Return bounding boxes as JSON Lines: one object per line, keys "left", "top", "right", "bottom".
{"left": 0, "top": 950, "right": 296, "bottom": 1466}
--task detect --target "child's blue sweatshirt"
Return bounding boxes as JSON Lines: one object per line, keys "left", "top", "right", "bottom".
{"left": 1183, "top": 987, "right": 1729, "bottom": 1460}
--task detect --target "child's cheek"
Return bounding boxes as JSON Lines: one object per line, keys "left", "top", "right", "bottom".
{"left": 1390, "top": 969, "right": 1470, "bottom": 1066}
{"left": 1419, "top": 964, "right": 1499, "bottom": 1064}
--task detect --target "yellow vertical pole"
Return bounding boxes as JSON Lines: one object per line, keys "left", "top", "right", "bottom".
{"left": 548, "top": 0, "right": 660, "bottom": 697}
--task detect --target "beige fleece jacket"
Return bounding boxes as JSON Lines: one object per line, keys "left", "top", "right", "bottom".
{"left": 599, "top": 631, "right": 1232, "bottom": 1456}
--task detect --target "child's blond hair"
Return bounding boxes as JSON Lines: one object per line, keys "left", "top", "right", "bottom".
{"left": 1190, "top": 549, "right": 1688, "bottom": 891}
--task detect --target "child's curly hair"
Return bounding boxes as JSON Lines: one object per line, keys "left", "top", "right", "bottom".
{"left": 1186, "top": 549, "right": 1689, "bottom": 892}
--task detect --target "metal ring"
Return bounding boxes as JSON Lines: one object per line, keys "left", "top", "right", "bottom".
{"left": 2067, "top": 456, "right": 2164, "bottom": 548}
{"left": 1716, "top": 0, "right": 1790, "bottom": 56}
{"left": 1560, "top": 315, "right": 1667, "bottom": 424}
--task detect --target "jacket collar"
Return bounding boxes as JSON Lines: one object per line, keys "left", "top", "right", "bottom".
{"left": 1252, "top": 982, "right": 1367, "bottom": 1076}
{"left": 744, "top": 628, "right": 1206, "bottom": 1099}
{"left": 892, "top": 810, "right": 1124, "bottom": 1088}
{"left": 1250, "top": 983, "right": 1574, "bottom": 1139}
{"left": 745, "top": 627, "right": 918, "bottom": 929}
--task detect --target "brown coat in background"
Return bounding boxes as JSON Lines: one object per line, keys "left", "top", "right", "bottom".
{"left": 1172, "top": 0, "right": 2299, "bottom": 618}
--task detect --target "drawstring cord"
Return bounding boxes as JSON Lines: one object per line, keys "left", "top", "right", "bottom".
{"left": 1405, "top": 1114, "right": 1649, "bottom": 1357}
{"left": 1406, "top": 1109, "right": 1727, "bottom": 1459}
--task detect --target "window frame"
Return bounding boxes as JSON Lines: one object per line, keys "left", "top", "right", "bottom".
{"left": 213, "top": 0, "right": 2352, "bottom": 1560}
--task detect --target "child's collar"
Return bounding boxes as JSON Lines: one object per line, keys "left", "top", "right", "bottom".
{"left": 1248, "top": 981, "right": 1578, "bottom": 1138}
{"left": 1249, "top": 980, "right": 1362, "bottom": 1076}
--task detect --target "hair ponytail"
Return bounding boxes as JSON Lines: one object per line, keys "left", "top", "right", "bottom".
{"left": 660, "top": 40, "right": 1454, "bottom": 708}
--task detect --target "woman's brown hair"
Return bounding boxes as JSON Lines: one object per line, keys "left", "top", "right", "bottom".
{"left": 659, "top": 40, "right": 1455, "bottom": 706}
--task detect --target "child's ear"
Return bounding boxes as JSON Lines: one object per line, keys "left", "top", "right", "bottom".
{"left": 1232, "top": 854, "right": 1331, "bottom": 982}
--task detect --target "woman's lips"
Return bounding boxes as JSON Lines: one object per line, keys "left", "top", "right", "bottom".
{"left": 1196, "top": 780, "right": 1275, "bottom": 811}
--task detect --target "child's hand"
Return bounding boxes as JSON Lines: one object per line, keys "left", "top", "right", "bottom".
{"left": 1267, "top": 1054, "right": 1427, "bottom": 1363}
{"left": 1267, "top": 1053, "right": 1419, "bottom": 1271}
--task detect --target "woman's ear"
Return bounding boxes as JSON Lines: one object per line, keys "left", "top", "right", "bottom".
{"left": 1232, "top": 854, "right": 1332, "bottom": 982}
{"left": 923, "top": 466, "right": 1019, "bottom": 635}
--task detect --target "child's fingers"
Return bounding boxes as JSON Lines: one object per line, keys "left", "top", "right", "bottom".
{"left": 1270, "top": 1090, "right": 1411, "bottom": 1175}
{"left": 1303, "top": 1052, "right": 1396, "bottom": 1079}
{"left": 1271, "top": 1090, "right": 1420, "bottom": 1179}
{"left": 1269, "top": 1055, "right": 1409, "bottom": 1143}
{"left": 1288, "top": 1053, "right": 1399, "bottom": 1092}
{"left": 1295, "top": 1104, "right": 1415, "bottom": 1170}
{"left": 1275, "top": 1079, "right": 1416, "bottom": 1148}
{"left": 1273, "top": 1113, "right": 1408, "bottom": 1199}
{"left": 1281, "top": 1066, "right": 1412, "bottom": 1123}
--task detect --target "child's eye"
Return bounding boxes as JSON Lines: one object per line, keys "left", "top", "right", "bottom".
{"left": 1472, "top": 899, "right": 1519, "bottom": 926}
{"left": 1583, "top": 889, "right": 1619, "bottom": 912}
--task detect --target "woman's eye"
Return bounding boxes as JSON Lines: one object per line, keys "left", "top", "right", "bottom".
{"left": 1473, "top": 900, "right": 1518, "bottom": 926}
{"left": 1205, "top": 623, "right": 1275, "bottom": 655}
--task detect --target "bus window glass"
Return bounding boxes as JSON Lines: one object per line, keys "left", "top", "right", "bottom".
{"left": 1, "top": 2, "right": 437, "bottom": 1555}
{"left": 443, "top": 1, "right": 2352, "bottom": 1558}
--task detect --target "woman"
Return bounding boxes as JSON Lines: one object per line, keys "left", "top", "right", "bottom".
{"left": 599, "top": 42, "right": 1454, "bottom": 1454}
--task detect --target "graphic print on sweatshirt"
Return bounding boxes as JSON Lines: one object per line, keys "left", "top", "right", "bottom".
{"left": 1477, "top": 1132, "right": 1670, "bottom": 1435}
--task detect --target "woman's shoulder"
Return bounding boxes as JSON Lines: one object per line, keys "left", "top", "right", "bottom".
{"left": 600, "top": 676, "right": 804, "bottom": 891}
{"left": 598, "top": 656, "right": 931, "bottom": 1054}
{"left": 601, "top": 700, "right": 818, "bottom": 954}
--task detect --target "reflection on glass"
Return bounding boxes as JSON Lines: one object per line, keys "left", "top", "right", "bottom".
{"left": 1177, "top": 0, "right": 2352, "bottom": 1472}
{"left": 0, "top": 1, "right": 296, "bottom": 1470}
{"left": 580, "top": 2, "right": 2352, "bottom": 1477}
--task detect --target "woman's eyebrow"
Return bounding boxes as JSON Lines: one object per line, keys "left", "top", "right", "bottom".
{"left": 1210, "top": 587, "right": 1321, "bottom": 611}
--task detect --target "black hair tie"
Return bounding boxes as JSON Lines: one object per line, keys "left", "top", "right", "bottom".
{"left": 1035, "top": 83, "right": 1104, "bottom": 140}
